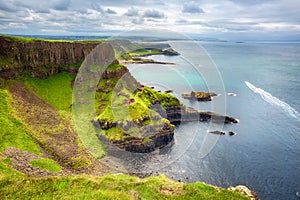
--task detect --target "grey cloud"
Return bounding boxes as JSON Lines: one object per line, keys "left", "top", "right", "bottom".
{"left": 182, "top": 1, "right": 204, "bottom": 14}
{"left": 52, "top": 0, "right": 70, "bottom": 11}
{"left": 0, "top": 1, "right": 19, "bottom": 12}
{"left": 91, "top": 3, "right": 104, "bottom": 12}
{"left": 143, "top": 9, "right": 165, "bottom": 18}
{"left": 132, "top": 17, "right": 144, "bottom": 24}
{"left": 106, "top": 8, "right": 117, "bottom": 14}
{"left": 124, "top": 7, "right": 139, "bottom": 16}
{"left": 35, "top": 8, "right": 51, "bottom": 13}
{"left": 228, "top": 0, "right": 274, "bottom": 5}
{"left": 175, "top": 19, "right": 188, "bottom": 24}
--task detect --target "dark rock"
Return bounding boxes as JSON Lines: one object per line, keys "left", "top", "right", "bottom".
{"left": 228, "top": 131, "right": 236, "bottom": 136}
{"left": 207, "top": 130, "right": 226, "bottom": 135}
{"left": 165, "top": 105, "right": 238, "bottom": 124}
{"left": 162, "top": 48, "right": 180, "bottom": 56}
{"left": 165, "top": 90, "right": 173, "bottom": 93}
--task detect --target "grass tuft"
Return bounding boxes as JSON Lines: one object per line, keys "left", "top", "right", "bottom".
{"left": 30, "top": 158, "right": 62, "bottom": 173}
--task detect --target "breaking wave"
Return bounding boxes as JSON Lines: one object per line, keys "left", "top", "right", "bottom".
{"left": 245, "top": 81, "right": 300, "bottom": 121}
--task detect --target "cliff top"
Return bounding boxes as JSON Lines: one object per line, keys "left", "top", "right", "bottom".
{"left": 0, "top": 34, "right": 102, "bottom": 44}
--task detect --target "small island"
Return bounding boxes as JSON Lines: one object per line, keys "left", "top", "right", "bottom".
{"left": 182, "top": 91, "right": 218, "bottom": 101}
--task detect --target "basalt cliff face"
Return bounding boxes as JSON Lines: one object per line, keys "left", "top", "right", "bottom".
{"left": 0, "top": 36, "right": 99, "bottom": 78}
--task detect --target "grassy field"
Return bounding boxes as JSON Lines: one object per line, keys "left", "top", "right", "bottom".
{"left": 0, "top": 88, "right": 40, "bottom": 155}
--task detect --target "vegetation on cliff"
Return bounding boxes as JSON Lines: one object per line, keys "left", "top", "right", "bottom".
{"left": 94, "top": 62, "right": 179, "bottom": 152}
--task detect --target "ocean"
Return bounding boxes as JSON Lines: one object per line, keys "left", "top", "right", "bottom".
{"left": 121, "top": 41, "right": 300, "bottom": 200}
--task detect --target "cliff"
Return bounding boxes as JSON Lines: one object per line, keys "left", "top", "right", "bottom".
{"left": 0, "top": 35, "right": 238, "bottom": 154}
{"left": 0, "top": 35, "right": 254, "bottom": 200}
{"left": 0, "top": 35, "right": 99, "bottom": 78}
{"left": 94, "top": 62, "right": 176, "bottom": 153}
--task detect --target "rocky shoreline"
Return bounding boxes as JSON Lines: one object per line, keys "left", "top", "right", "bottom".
{"left": 164, "top": 105, "right": 238, "bottom": 124}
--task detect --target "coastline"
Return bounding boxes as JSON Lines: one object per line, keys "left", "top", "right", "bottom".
{"left": 0, "top": 34, "right": 255, "bottom": 200}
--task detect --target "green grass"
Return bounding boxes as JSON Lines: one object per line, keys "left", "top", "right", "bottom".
{"left": 68, "top": 156, "right": 92, "bottom": 169}
{"left": 107, "top": 63, "right": 124, "bottom": 71}
{"left": 1, "top": 35, "right": 41, "bottom": 43}
{"left": 0, "top": 34, "right": 75, "bottom": 43}
{"left": 101, "top": 126, "right": 125, "bottom": 141}
{"left": 22, "top": 72, "right": 74, "bottom": 111}
{"left": 135, "top": 86, "right": 180, "bottom": 108}
{"left": 129, "top": 48, "right": 163, "bottom": 57}
{"left": 0, "top": 174, "right": 250, "bottom": 200}
{"left": 30, "top": 158, "right": 62, "bottom": 173}
{"left": 0, "top": 158, "right": 23, "bottom": 178}
{"left": 0, "top": 88, "right": 40, "bottom": 155}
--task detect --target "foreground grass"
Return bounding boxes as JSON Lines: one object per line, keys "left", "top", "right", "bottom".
{"left": 0, "top": 174, "right": 249, "bottom": 200}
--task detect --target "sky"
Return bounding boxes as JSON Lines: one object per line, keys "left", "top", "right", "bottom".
{"left": 0, "top": 0, "right": 300, "bottom": 41}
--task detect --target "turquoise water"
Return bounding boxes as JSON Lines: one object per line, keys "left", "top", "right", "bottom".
{"left": 125, "top": 41, "right": 300, "bottom": 200}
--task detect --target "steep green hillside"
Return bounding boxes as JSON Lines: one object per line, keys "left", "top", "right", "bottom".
{"left": 0, "top": 87, "right": 40, "bottom": 154}
{"left": 22, "top": 72, "right": 74, "bottom": 111}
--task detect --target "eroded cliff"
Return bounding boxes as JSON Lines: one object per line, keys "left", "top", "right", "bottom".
{"left": 0, "top": 35, "right": 99, "bottom": 78}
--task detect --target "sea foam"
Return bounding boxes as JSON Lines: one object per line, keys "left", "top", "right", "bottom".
{"left": 245, "top": 81, "right": 300, "bottom": 121}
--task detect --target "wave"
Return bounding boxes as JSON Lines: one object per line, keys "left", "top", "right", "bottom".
{"left": 245, "top": 81, "right": 300, "bottom": 121}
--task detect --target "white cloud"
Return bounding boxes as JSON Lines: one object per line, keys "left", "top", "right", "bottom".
{"left": 0, "top": 0, "right": 299, "bottom": 40}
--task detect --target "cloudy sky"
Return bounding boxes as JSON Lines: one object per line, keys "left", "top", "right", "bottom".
{"left": 0, "top": 0, "right": 300, "bottom": 41}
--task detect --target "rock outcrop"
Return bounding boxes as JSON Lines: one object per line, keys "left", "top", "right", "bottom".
{"left": 162, "top": 48, "right": 180, "bottom": 56}
{"left": 228, "top": 185, "right": 259, "bottom": 200}
{"left": 182, "top": 91, "right": 218, "bottom": 101}
{"left": 109, "top": 123, "right": 174, "bottom": 153}
{"left": 164, "top": 105, "right": 238, "bottom": 124}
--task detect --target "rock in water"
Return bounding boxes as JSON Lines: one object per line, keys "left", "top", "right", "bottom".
{"left": 207, "top": 130, "right": 226, "bottom": 135}
{"left": 182, "top": 91, "right": 218, "bottom": 101}
{"left": 228, "top": 131, "right": 236, "bottom": 136}
{"left": 228, "top": 185, "right": 259, "bottom": 200}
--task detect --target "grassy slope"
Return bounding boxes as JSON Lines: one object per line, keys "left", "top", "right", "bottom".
{"left": 22, "top": 72, "right": 74, "bottom": 111}
{"left": 0, "top": 86, "right": 41, "bottom": 178}
{"left": 0, "top": 174, "right": 249, "bottom": 200}
{"left": 17, "top": 73, "right": 104, "bottom": 165}
{"left": 0, "top": 88, "right": 40, "bottom": 154}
